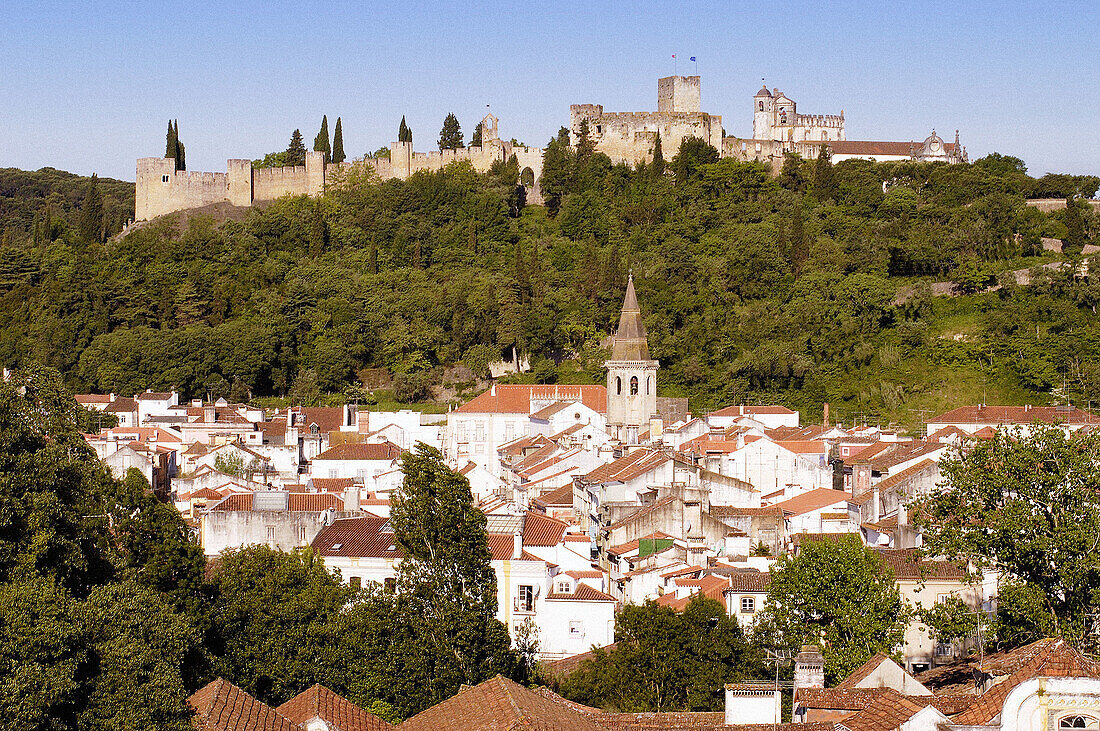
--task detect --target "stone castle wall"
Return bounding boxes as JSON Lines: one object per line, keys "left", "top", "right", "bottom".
{"left": 570, "top": 106, "right": 724, "bottom": 165}
{"left": 135, "top": 117, "right": 542, "bottom": 221}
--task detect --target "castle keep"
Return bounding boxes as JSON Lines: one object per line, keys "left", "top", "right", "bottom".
{"left": 134, "top": 77, "right": 967, "bottom": 221}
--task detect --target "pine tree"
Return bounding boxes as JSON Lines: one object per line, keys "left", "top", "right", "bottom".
{"left": 398, "top": 116, "right": 412, "bottom": 144}
{"left": 286, "top": 129, "right": 306, "bottom": 166}
{"left": 575, "top": 119, "right": 595, "bottom": 162}
{"left": 331, "top": 117, "right": 345, "bottom": 164}
{"left": 313, "top": 115, "right": 331, "bottom": 163}
{"left": 78, "top": 174, "right": 105, "bottom": 244}
{"left": 470, "top": 121, "right": 484, "bottom": 148}
{"left": 438, "top": 113, "right": 464, "bottom": 151}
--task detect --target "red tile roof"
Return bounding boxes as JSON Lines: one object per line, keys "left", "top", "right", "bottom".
{"left": 777, "top": 440, "right": 828, "bottom": 454}
{"left": 583, "top": 449, "right": 670, "bottom": 485}
{"left": 313, "top": 516, "right": 400, "bottom": 558}
{"left": 298, "top": 407, "right": 346, "bottom": 433}
{"left": 875, "top": 549, "right": 968, "bottom": 581}
{"left": 135, "top": 391, "right": 175, "bottom": 400}
{"left": 104, "top": 396, "right": 139, "bottom": 413}
{"left": 709, "top": 404, "right": 797, "bottom": 417}
{"left": 833, "top": 690, "right": 928, "bottom": 731}
{"left": 276, "top": 684, "right": 393, "bottom": 730}
{"left": 546, "top": 584, "right": 617, "bottom": 602}
{"left": 709, "top": 505, "right": 784, "bottom": 519}
{"left": 398, "top": 674, "right": 607, "bottom": 731}
{"left": 535, "top": 483, "right": 574, "bottom": 507}
{"left": 771, "top": 488, "right": 850, "bottom": 516}
{"left": 454, "top": 385, "right": 606, "bottom": 415}
{"left": 928, "top": 405, "right": 1095, "bottom": 426}
{"left": 189, "top": 678, "right": 298, "bottom": 731}
{"left": 523, "top": 511, "right": 569, "bottom": 546}
{"left": 310, "top": 477, "right": 356, "bottom": 492}
{"left": 724, "top": 571, "right": 771, "bottom": 592}
{"left": 609, "top": 495, "right": 679, "bottom": 530}
{"left": 208, "top": 492, "right": 344, "bottom": 512}
{"left": 314, "top": 442, "right": 403, "bottom": 461}
{"left": 952, "top": 639, "right": 1100, "bottom": 725}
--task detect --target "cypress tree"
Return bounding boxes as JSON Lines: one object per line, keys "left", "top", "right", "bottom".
{"left": 313, "top": 115, "right": 331, "bottom": 163}
{"left": 1065, "top": 197, "right": 1086, "bottom": 251}
{"left": 78, "top": 174, "right": 105, "bottom": 244}
{"left": 286, "top": 129, "right": 307, "bottom": 166}
{"left": 176, "top": 131, "right": 185, "bottom": 171}
{"left": 165, "top": 120, "right": 176, "bottom": 159}
{"left": 812, "top": 144, "right": 836, "bottom": 202}
{"left": 652, "top": 133, "right": 665, "bottom": 178}
{"left": 331, "top": 117, "right": 345, "bottom": 164}
{"left": 438, "top": 113, "right": 464, "bottom": 151}
{"left": 398, "top": 116, "right": 412, "bottom": 144}
{"left": 470, "top": 121, "right": 484, "bottom": 148}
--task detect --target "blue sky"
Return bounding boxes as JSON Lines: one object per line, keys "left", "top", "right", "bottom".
{"left": 2, "top": 1, "right": 1097, "bottom": 181}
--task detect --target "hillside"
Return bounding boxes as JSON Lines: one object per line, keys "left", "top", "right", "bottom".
{"left": 0, "top": 145, "right": 1098, "bottom": 434}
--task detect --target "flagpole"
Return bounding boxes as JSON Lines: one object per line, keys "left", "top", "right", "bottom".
{"left": 673, "top": 54, "right": 677, "bottom": 75}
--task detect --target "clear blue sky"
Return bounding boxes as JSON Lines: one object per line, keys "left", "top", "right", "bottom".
{"left": 2, "top": 1, "right": 1097, "bottom": 182}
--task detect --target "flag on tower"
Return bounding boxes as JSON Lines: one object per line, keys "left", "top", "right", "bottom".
{"left": 690, "top": 56, "right": 696, "bottom": 61}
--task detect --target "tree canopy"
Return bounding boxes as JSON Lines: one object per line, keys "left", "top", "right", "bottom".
{"left": 753, "top": 535, "right": 910, "bottom": 682}
{"left": 438, "top": 113, "right": 464, "bottom": 151}
{"left": 915, "top": 426, "right": 1100, "bottom": 648}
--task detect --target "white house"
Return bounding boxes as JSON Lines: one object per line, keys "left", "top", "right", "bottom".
{"left": 309, "top": 442, "right": 403, "bottom": 482}
{"left": 707, "top": 404, "right": 800, "bottom": 430}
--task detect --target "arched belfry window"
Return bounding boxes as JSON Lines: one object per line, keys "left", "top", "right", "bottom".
{"left": 630, "top": 377, "right": 639, "bottom": 395}
{"left": 1060, "top": 717, "right": 1099, "bottom": 729}
{"left": 758, "top": 101, "right": 764, "bottom": 111}
{"left": 647, "top": 377, "right": 652, "bottom": 395}
{"left": 616, "top": 377, "right": 622, "bottom": 395}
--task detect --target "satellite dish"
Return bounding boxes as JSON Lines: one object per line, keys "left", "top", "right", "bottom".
{"left": 534, "top": 584, "right": 542, "bottom": 598}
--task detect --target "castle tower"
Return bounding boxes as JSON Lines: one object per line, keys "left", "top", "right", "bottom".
{"left": 605, "top": 274, "right": 658, "bottom": 444}
{"left": 658, "top": 76, "right": 701, "bottom": 113}
{"left": 753, "top": 84, "right": 774, "bottom": 140}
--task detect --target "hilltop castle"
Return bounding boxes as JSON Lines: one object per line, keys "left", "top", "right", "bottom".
{"left": 134, "top": 76, "right": 966, "bottom": 221}
{"left": 135, "top": 113, "right": 544, "bottom": 221}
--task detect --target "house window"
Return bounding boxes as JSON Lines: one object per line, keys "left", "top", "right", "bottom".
{"left": 266, "top": 526, "right": 276, "bottom": 543}
{"left": 162, "top": 174, "right": 169, "bottom": 183}
{"left": 516, "top": 585, "right": 535, "bottom": 613}
{"left": 384, "top": 577, "right": 396, "bottom": 593}
{"left": 569, "top": 621, "right": 583, "bottom": 636}
{"left": 936, "top": 593, "right": 952, "bottom": 604}
{"left": 934, "top": 642, "right": 953, "bottom": 657}
{"left": 556, "top": 580, "right": 571, "bottom": 594}
{"left": 349, "top": 576, "right": 362, "bottom": 590}
{"left": 630, "top": 377, "right": 638, "bottom": 395}
{"left": 741, "top": 597, "right": 755, "bottom": 614}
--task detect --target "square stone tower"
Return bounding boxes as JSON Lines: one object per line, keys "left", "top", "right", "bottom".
{"left": 658, "top": 76, "right": 701, "bottom": 113}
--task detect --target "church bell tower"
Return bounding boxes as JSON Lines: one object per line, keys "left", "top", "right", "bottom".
{"left": 606, "top": 274, "right": 658, "bottom": 444}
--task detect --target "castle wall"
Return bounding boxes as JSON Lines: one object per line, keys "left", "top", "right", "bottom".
{"left": 571, "top": 107, "right": 723, "bottom": 165}
{"left": 251, "top": 151, "right": 325, "bottom": 202}
{"left": 136, "top": 157, "right": 229, "bottom": 220}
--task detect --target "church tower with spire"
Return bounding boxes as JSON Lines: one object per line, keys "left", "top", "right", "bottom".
{"left": 606, "top": 274, "right": 658, "bottom": 444}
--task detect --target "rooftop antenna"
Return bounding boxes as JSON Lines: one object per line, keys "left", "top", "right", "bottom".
{"left": 765, "top": 648, "right": 791, "bottom": 731}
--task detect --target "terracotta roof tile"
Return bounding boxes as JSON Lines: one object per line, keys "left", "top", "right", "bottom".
{"left": 455, "top": 385, "right": 607, "bottom": 415}
{"left": 312, "top": 516, "right": 401, "bottom": 559}
{"left": 535, "top": 483, "right": 574, "bottom": 507}
{"left": 207, "top": 492, "right": 343, "bottom": 512}
{"left": 398, "top": 674, "right": 607, "bottom": 730}
{"left": 546, "top": 584, "right": 617, "bottom": 602}
{"left": 834, "top": 690, "right": 928, "bottom": 731}
{"left": 524, "top": 511, "right": 569, "bottom": 546}
{"left": 771, "top": 488, "right": 850, "bottom": 516}
{"left": 928, "top": 405, "right": 1095, "bottom": 426}
{"left": 277, "top": 684, "right": 393, "bottom": 730}
{"left": 314, "top": 442, "right": 403, "bottom": 461}
{"left": 874, "top": 549, "right": 968, "bottom": 581}
{"left": 189, "top": 678, "right": 298, "bottom": 731}
{"left": 582, "top": 449, "right": 669, "bottom": 485}
{"left": 723, "top": 571, "right": 771, "bottom": 592}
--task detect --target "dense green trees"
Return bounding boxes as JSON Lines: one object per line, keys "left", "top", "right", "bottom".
{"left": 1, "top": 139, "right": 1099, "bottom": 427}
{"left": 559, "top": 595, "right": 759, "bottom": 712}
{"left": 754, "top": 535, "right": 909, "bottom": 682}
{"left": 915, "top": 426, "right": 1100, "bottom": 649}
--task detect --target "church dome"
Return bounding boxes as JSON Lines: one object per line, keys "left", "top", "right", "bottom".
{"left": 755, "top": 85, "right": 772, "bottom": 98}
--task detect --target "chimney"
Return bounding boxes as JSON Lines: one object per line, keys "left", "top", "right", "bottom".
{"left": 345, "top": 485, "right": 360, "bottom": 512}
{"left": 794, "top": 646, "right": 825, "bottom": 694}
{"left": 512, "top": 531, "right": 523, "bottom": 560}
{"left": 823, "top": 402, "right": 830, "bottom": 427}
{"left": 491, "top": 382, "right": 497, "bottom": 397}
{"left": 204, "top": 404, "right": 216, "bottom": 423}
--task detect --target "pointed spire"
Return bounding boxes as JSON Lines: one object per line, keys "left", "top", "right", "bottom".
{"left": 611, "top": 273, "right": 650, "bottom": 361}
